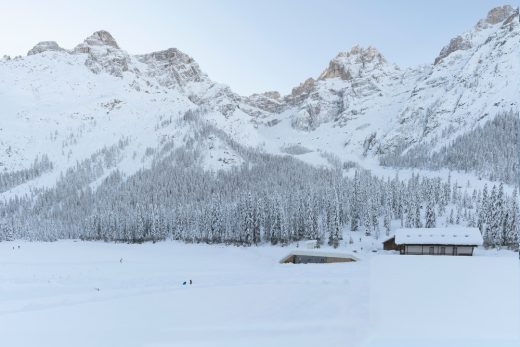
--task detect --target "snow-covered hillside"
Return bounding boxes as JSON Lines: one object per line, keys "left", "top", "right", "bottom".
{"left": 1, "top": 5, "right": 519, "bottom": 194}
{"left": 0, "top": 6, "right": 519, "bottom": 247}
{"left": 0, "top": 30, "right": 263, "bottom": 194}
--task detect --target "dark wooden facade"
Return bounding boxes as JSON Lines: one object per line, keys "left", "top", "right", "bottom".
{"left": 382, "top": 236, "right": 477, "bottom": 256}
{"left": 383, "top": 236, "right": 398, "bottom": 251}
{"left": 400, "top": 244, "right": 475, "bottom": 256}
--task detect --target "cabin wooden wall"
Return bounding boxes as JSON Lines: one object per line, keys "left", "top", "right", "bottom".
{"left": 403, "top": 245, "right": 475, "bottom": 256}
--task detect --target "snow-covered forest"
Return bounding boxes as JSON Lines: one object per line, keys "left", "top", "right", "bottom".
{"left": 0, "top": 154, "right": 53, "bottom": 193}
{"left": 381, "top": 111, "right": 519, "bottom": 184}
{"left": 0, "top": 115, "right": 517, "bottom": 250}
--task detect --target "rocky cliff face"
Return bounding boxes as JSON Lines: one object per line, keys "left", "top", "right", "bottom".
{"left": 477, "top": 4, "right": 516, "bottom": 26}
{"left": 137, "top": 48, "right": 205, "bottom": 87}
{"left": 318, "top": 46, "right": 387, "bottom": 81}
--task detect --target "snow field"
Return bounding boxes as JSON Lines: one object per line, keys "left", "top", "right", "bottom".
{"left": 367, "top": 255, "right": 520, "bottom": 347}
{"left": 0, "top": 241, "right": 518, "bottom": 346}
{"left": 0, "top": 241, "right": 368, "bottom": 347}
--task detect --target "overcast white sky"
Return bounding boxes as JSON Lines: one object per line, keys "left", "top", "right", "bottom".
{"left": 0, "top": 0, "right": 512, "bottom": 95}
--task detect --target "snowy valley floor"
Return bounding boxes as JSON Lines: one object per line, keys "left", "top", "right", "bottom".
{"left": 0, "top": 241, "right": 518, "bottom": 347}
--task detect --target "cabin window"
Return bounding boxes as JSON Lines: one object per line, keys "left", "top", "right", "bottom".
{"left": 429, "top": 246, "right": 434, "bottom": 255}
{"left": 440, "top": 246, "right": 446, "bottom": 255}
{"left": 453, "top": 247, "right": 458, "bottom": 256}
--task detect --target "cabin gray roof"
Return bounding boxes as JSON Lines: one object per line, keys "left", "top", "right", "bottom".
{"left": 393, "top": 227, "right": 483, "bottom": 246}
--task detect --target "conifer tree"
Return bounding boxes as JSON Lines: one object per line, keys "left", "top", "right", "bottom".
{"left": 425, "top": 198, "right": 436, "bottom": 228}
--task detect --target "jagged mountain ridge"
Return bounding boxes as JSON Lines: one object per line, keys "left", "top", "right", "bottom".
{"left": 0, "top": 5, "right": 519, "bottom": 199}
{"left": 249, "top": 5, "right": 520, "bottom": 159}
{"left": 0, "top": 29, "right": 264, "bottom": 194}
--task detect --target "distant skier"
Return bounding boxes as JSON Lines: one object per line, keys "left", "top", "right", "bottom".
{"left": 120, "top": 258, "right": 123, "bottom": 263}
{"left": 189, "top": 279, "right": 192, "bottom": 285}
{"left": 182, "top": 281, "right": 187, "bottom": 285}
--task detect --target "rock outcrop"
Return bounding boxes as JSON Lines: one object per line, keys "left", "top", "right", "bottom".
{"left": 318, "top": 46, "right": 386, "bottom": 80}
{"left": 73, "top": 31, "right": 131, "bottom": 77}
{"left": 75, "top": 30, "right": 120, "bottom": 52}
{"left": 434, "top": 35, "right": 472, "bottom": 64}
{"left": 27, "top": 41, "right": 66, "bottom": 56}
{"left": 478, "top": 5, "right": 515, "bottom": 26}
{"left": 137, "top": 48, "right": 205, "bottom": 87}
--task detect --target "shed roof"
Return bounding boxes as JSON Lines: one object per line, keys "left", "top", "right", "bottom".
{"left": 279, "top": 250, "right": 359, "bottom": 263}
{"left": 394, "top": 227, "right": 483, "bottom": 246}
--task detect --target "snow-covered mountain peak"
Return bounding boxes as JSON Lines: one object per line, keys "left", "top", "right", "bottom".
{"left": 77, "top": 30, "right": 120, "bottom": 50}
{"left": 435, "top": 5, "right": 518, "bottom": 64}
{"left": 27, "top": 41, "right": 66, "bottom": 56}
{"left": 318, "top": 45, "right": 389, "bottom": 80}
{"left": 136, "top": 47, "right": 207, "bottom": 87}
{"left": 477, "top": 4, "right": 516, "bottom": 27}
{"left": 70, "top": 30, "right": 135, "bottom": 78}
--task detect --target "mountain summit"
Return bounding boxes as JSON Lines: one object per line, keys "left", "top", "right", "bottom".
{"left": 78, "top": 30, "right": 120, "bottom": 50}
{"left": 319, "top": 46, "right": 388, "bottom": 80}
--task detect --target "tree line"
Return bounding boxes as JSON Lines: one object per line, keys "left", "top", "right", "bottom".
{"left": 0, "top": 112, "right": 517, "bottom": 250}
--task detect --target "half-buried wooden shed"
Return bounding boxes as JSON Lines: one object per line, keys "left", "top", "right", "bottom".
{"left": 280, "top": 250, "right": 358, "bottom": 264}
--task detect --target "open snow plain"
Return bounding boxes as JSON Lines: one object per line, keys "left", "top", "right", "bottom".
{"left": 0, "top": 241, "right": 518, "bottom": 347}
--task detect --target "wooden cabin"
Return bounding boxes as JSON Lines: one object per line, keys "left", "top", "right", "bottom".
{"left": 280, "top": 250, "right": 358, "bottom": 264}
{"left": 382, "top": 227, "right": 483, "bottom": 256}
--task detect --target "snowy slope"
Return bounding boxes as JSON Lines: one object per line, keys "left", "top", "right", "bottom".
{"left": 0, "top": 31, "right": 263, "bottom": 199}
{"left": 1, "top": 6, "right": 519, "bottom": 199}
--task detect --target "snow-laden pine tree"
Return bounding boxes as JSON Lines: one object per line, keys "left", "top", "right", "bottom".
{"left": 328, "top": 197, "right": 341, "bottom": 248}
{"left": 413, "top": 195, "right": 423, "bottom": 228}
{"left": 485, "top": 184, "right": 503, "bottom": 247}
{"left": 425, "top": 198, "right": 436, "bottom": 228}
{"left": 350, "top": 173, "right": 361, "bottom": 232}
{"left": 504, "top": 189, "right": 519, "bottom": 249}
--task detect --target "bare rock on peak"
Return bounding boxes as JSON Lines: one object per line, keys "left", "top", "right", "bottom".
{"left": 291, "top": 78, "right": 315, "bottom": 97}
{"left": 245, "top": 91, "right": 284, "bottom": 114}
{"left": 319, "top": 59, "right": 353, "bottom": 80}
{"left": 319, "top": 46, "right": 387, "bottom": 80}
{"left": 476, "top": 5, "right": 516, "bottom": 28}
{"left": 434, "top": 35, "right": 471, "bottom": 65}
{"left": 27, "top": 41, "right": 65, "bottom": 56}
{"left": 339, "top": 46, "right": 385, "bottom": 63}
{"left": 74, "top": 30, "right": 120, "bottom": 53}
{"left": 147, "top": 48, "right": 194, "bottom": 63}
{"left": 137, "top": 48, "right": 206, "bottom": 87}
{"left": 436, "top": 5, "right": 516, "bottom": 64}
{"left": 85, "top": 30, "right": 120, "bottom": 49}
{"left": 260, "top": 91, "right": 281, "bottom": 100}
{"left": 485, "top": 5, "right": 515, "bottom": 24}
{"left": 72, "top": 31, "right": 130, "bottom": 78}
